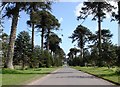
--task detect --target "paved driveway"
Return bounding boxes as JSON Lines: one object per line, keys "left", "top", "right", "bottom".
{"left": 27, "top": 66, "right": 114, "bottom": 85}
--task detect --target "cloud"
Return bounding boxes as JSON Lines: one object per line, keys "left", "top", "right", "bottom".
{"left": 74, "top": 0, "right": 88, "bottom": 17}
{"left": 74, "top": 1, "right": 118, "bottom": 19}
{"left": 74, "top": 3, "right": 83, "bottom": 16}
{"left": 105, "top": 1, "right": 118, "bottom": 18}
{"left": 59, "top": 17, "right": 63, "bottom": 23}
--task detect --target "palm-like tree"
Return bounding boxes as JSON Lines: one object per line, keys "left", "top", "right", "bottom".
{"left": 36, "top": 10, "right": 49, "bottom": 51}
{"left": 89, "top": 29, "right": 113, "bottom": 66}
{"left": 67, "top": 48, "right": 80, "bottom": 65}
{"left": 45, "top": 14, "right": 60, "bottom": 51}
{"left": 27, "top": 11, "right": 39, "bottom": 52}
{"left": 69, "top": 25, "right": 91, "bottom": 59}
{"left": 45, "top": 32, "right": 62, "bottom": 54}
{"left": 36, "top": 10, "right": 60, "bottom": 51}
{"left": 67, "top": 49, "right": 74, "bottom": 60}
{"left": 69, "top": 48, "right": 80, "bottom": 58}
{"left": 67, "top": 51, "right": 74, "bottom": 61}
{"left": 77, "top": 2, "right": 115, "bottom": 57}
{"left": 44, "top": 32, "right": 63, "bottom": 66}
{"left": 26, "top": 2, "right": 52, "bottom": 52}
{"left": 89, "top": 29, "right": 113, "bottom": 47}
{"left": 1, "top": 2, "right": 52, "bottom": 69}
{"left": 2, "top": 2, "right": 27, "bottom": 69}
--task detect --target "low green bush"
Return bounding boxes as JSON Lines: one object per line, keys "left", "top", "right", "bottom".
{"left": 115, "top": 68, "right": 120, "bottom": 75}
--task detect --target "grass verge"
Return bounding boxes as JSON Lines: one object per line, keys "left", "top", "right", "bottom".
{"left": 2, "top": 67, "right": 58, "bottom": 85}
{"left": 73, "top": 66, "right": 120, "bottom": 85}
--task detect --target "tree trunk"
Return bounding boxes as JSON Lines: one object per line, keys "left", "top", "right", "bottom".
{"left": 41, "top": 28, "right": 44, "bottom": 51}
{"left": 97, "top": 3, "right": 102, "bottom": 67}
{"left": 80, "top": 36, "right": 84, "bottom": 59}
{"left": 31, "top": 8, "right": 35, "bottom": 52}
{"left": 81, "top": 48, "right": 83, "bottom": 59}
{"left": 32, "top": 23, "right": 34, "bottom": 52}
{"left": 4, "top": 3, "right": 19, "bottom": 69}
{"left": 74, "top": 53, "right": 77, "bottom": 58}
{"left": 81, "top": 48, "right": 84, "bottom": 66}
{"left": 98, "top": 3, "right": 102, "bottom": 56}
{"left": 22, "top": 58, "right": 25, "bottom": 70}
{"left": 47, "top": 28, "right": 50, "bottom": 51}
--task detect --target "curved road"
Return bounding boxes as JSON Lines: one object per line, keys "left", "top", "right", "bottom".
{"left": 27, "top": 66, "right": 114, "bottom": 85}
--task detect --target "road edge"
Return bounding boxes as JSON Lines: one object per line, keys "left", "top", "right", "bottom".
{"left": 73, "top": 68, "right": 120, "bottom": 86}
{"left": 26, "top": 68, "right": 61, "bottom": 85}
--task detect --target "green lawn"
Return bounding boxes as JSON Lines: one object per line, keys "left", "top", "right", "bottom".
{"left": 2, "top": 67, "right": 58, "bottom": 85}
{"left": 73, "top": 66, "right": 120, "bottom": 85}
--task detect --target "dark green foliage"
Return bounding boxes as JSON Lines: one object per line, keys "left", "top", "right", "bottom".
{"left": 35, "top": 10, "right": 60, "bottom": 51}
{"left": 69, "top": 25, "right": 120, "bottom": 67}
{"left": 72, "top": 57, "right": 80, "bottom": 66}
{"left": 34, "top": 49, "right": 55, "bottom": 68}
{"left": 13, "top": 31, "right": 31, "bottom": 69}
{"left": 83, "top": 48, "right": 91, "bottom": 65}
{"left": 89, "top": 29, "right": 113, "bottom": 48}
{"left": 115, "top": 46, "right": 120, "bottom": 67}
{"left": 42, "top": 50, "right": 52, "bottom": 68}
{"left": 2, "top": 2, "right": 27, "bottom": 18}
{"left": 54, "top": 47, "right": 65, "bottom": 66}
{"left": 78, "top": 2, "right": 115, "bottom": 64}
{"left": 101, "top": 43, "right": 117, "bottom": 67}
{"left": 77, "top": 2, "right": 115, "bottom": 21}
{"left": 29, "top": 45, "right": 41, "bottom": 68}
{"left": 45, "top": 32, "right": 62, "bottom": 52}
{"left": 1, "top": 2, "right": 52, "bottom": 69}
{"left": 88, "top": 29, "right": 114, "bottom": 67}
{"left": 26, "top": 2, "right": 52, "bottom": 52}
{"left": 112, "top": 1, "right": 120, "bottom": 23}
{"left": 13, "top": 31, "right": 63, "bottom": 68}
{"left": 0, "top": 33, "right": 9, "bottom": 65}
{"left": 67, "top": 48, "right": 80, "bottom": 66}
{"left": 68, "top": 57, "right": 85, "bottom": 66}
{"left": 69, "top": 48, "right": 80, "bottom": 58}
{"left": 89, "top": 47, "right": 99, "bottom": 66}
{"left": 67, "top": 48, "right": 90, "bottom": 66}
{"left": 25, "top": 2, "right": 52, "bottom": 14}
{"left": 35, "top": 10, "right": 60, "bottom": 31}
{"left": 70, "top": 25, "right": 91, "bottom": 46}
{"left": 115, "top": 68, "right": 120, "bottom": 75}
{"left": 69, "top": 25, "right": 91, "bottom": 59}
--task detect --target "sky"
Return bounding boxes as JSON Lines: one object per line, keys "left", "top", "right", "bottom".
{"left": 2, "top": 1, "right": 119, "bottom": 55}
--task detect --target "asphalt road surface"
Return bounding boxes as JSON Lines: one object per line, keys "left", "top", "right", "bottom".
{"left": 27, "top": 66, "right": 114, "bottom": 85}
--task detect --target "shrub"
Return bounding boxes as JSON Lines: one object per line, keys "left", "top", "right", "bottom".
{"left": 115, "top": 68, "right": 120, "bottom": 75}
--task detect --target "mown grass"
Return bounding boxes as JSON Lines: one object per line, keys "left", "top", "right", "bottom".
{"left": 73, "top": 66, "right": 120, "bottom": 85}
{"left": 1, "top": 67, "right": 58, "bottom": 85}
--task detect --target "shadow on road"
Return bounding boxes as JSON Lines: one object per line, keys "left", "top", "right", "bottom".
{"left": 52, "top": 71, "right": 74, "bottom": 74}
{"left": 55, "top": 75, "right": 97, "bottom": 79}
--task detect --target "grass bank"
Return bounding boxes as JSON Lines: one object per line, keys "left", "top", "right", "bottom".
{"left": 73, "top": 66, "right": 120, "bottom": 85}
{"left": 2, "top": 67, "right": 58, "bottom": 85}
